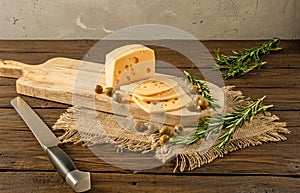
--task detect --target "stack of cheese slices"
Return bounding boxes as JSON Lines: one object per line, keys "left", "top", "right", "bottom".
{"left": 105, "top": 44, "right": 192, "bottom": 114}
{"left": 120, "top": 76, "right": 191, "bottom": 113}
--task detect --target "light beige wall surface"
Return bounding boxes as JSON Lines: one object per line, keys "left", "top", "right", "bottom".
{"left": 0, "top": 0, "right": 299, "bottom": 40}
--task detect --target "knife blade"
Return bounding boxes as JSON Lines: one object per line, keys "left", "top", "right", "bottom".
{"left": 11, "top": 97, "right": 91, "bottom": 192}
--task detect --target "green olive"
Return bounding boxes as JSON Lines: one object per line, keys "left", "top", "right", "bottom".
{"left": 95, "top": 85, "right": 103, "bottom": 94}
{"left": 199, "top": 98, "right": 209, "bottom": 109}
{"left": 133, "top": 120, "right": 146, "bottom": 132}
{"left": 159, "top": 134, "right": 170, "bottom": 145}
{"left": 174, "top": 124, "right": 183, "bottom": 133}
{"left": 159, "top": 125, "right": 170, "bottom": 135}
{"left": 147, "top": 124, "right": 157, "bottom": 133}
{"left": 190, "top": 85, "right": 199, "bottom": 94}
{"left": 159, "top": 125, "right": 175, "bottom": 136}
{"left": 104, "top": 87, "right": 113, "bottom": 97}
{"left": 112, "top": 92, "right": 122, "bottom": 103}
{"left": 186, "top": 101, "right": 197, "bottom": 112}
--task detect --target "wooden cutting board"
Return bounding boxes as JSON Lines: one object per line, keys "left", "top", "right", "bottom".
{"left": 0, "top": 57, "right": 223, "bottom": 126}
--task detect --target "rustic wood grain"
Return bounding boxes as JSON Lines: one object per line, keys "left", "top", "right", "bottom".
{"left": 1, "top": 172, "right": 299, "bottom": 193}
{"left": 0, "top": 107, "right": 299, "bottom": 175}
{"left": 0, "top": 40, "right": 299, "bottom": 68}
{"left": 0, "top": 40, "right": 299, "bottom": 192}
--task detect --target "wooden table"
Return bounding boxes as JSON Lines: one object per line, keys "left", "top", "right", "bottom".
{"left": 0, "top": 40, "right": 299, "bottom": 192}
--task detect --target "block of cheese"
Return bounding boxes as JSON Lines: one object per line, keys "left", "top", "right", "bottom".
{"left": 105, "top": 44, "right": 155, "bottom": 88}
{"left": 120, "top": 75, "right": 177, "bottom": 96}
{"left": 132, "top": 93, "right": 192, "bottom": 113}
{"left": 132, "top": 86, "right": 185, "bottom": 102}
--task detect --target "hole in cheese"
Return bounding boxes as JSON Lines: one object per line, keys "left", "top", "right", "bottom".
{"left": 146, "top": 67, "right": 152, "bottom": 73}
{"left": 132, "top": 57, "right": 139, "bottom": 64}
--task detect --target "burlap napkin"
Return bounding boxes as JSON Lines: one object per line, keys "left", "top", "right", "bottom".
{"left": 53, "top": 86, "right": 290, "bottom": 172}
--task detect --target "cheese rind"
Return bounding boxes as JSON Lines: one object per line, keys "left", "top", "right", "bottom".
{"left": 132, "top": 86, "right": 185, "bottom": 101}
{"left": 120, "top": 75, "right": 178, "bottom": 96}
{"left": 105, "top": 44, "right": 155, "bottom": 88}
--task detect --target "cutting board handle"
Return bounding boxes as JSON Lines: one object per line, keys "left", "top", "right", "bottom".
{"left": 0, "top": 59, "right": 27, "bottom": 78}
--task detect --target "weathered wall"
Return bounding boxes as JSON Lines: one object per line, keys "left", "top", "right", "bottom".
{"left": 0, "top": 0, "right": 299, "bottom": 40}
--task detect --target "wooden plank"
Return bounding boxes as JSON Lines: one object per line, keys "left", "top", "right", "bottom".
{"left": 0, "top": 40, "right": 298, "bottom": 54}
{"left": 236, "top": 87, "right": 300, "bottom": 110}
{"left": 202, "top": 40, "right": 300, "bottom": 55}
{"left": 0, "top": 77, "right": 16, "bottom": 86}
{"left": 1, "top": 134, "right": 299, "bottom": 175}
{"left": 0, "top": 108, "right": 65, "bottom": 127}
{"left": 0, "top": 40, "right": 298, "bottom": 69}
{"left": 0, "top": 172, "right": 299, "bottom": 193}
{"left": 0, "top": 52, "right": 89, "bottom": 65}
{"left": 0, "top": 86, "right": 68, "bottom": 108}
{"left": 0, "top": 109, "right": 298, "bottom": 175}
{"left": 1, "top": 48, "right": 299, "bottom": 70}
{"left": 263, "top": 54, "right": 300, "bottom": 69}
{"left": 0, "top": 130, "right": 298, "bottom": 175}
{"left": 0, "top": 40, "right": 96, "bottom": 53}
{"left": 156, "top": 67, "right": 300, "bottom": 88}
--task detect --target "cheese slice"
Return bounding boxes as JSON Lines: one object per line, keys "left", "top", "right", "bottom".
{"left": 120, "top": 75, "right": 178, "bottom": 96}
{"left": 132, "top": 86, "right": 185, "bottom": 102}
{"left": 105, "top": 44, "right": 155, "bottom": 88}
{"left": 132, "top": 93, "right": 192, "bottom": 113}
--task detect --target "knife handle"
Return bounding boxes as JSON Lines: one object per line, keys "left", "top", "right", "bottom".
{"left": 46, "top": 146, "right": 91, "bottom": 192}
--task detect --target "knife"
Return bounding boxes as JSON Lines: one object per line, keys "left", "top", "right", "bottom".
{"left": 10, "top": 97, "right": 91, "bottom": 192}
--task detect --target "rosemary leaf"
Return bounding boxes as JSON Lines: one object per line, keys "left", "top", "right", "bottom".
{"left": 171, "top": 96, "right": 273, "bottom": 151}
{"left": 215, "top": 38, "right": 282, "bottom": 79}
{"left": 183, "top": 70, "right": 219, "bottom": 109}
{"left": 214, "top": 96, "right": 273, "bottom": 151}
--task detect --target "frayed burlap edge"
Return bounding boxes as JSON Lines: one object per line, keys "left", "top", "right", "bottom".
{"left": 172, "top": 86, "right": 290, "bottom": 172}
{"left": 53, "top": 108, "right": 153, "bottom": 151}
{"left": 173, "top": 121, "right": 290, "bottom": 172}
{"left": 52, "top": 86, "right": 290, "bottom": 172}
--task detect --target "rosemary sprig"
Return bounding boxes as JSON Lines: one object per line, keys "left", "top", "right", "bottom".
{"left": 183, "top": 70, "right": 219, "bottom": 109}
{"left": 170, "top": 115, "right": 223, "bottom": 145}
{"left": 171, "top": 96, "right": 273, "bottom": 151}
{"left": 214, "top": 96, "right": 273, "bottom": 151}
{"left": 215, "top": 38, "right": 282, "bottom": 79}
